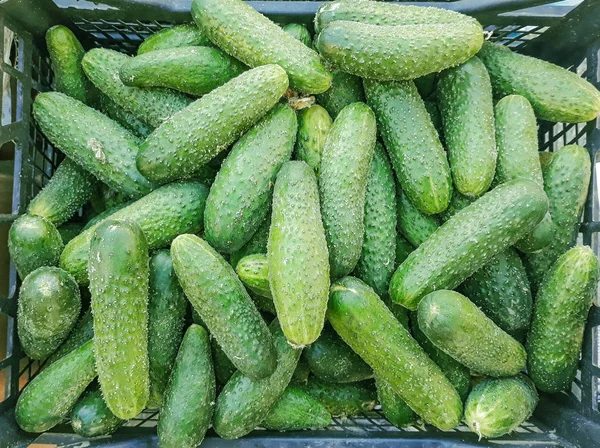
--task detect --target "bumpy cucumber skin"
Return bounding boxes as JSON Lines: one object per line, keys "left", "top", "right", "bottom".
{"left": 438, "top": 192, "right": 474, "bottom": 222}
{"left": 303, "top": 379, "right": 377, "bottom": 417}
{"left": 71, "top": 385, "right": 123, "bottom": 437}
{"left": 33, "top": 92, "right": 153, "bottom": 199}
{"left": 316, "top": 70, "right": 365, "bottom": 119}
{"left": 478, "top": 42, "right": 600, "bottom": 123}
{"left": 137, "top": 65, "right": 289, "bottom": 185}
{"left": 295, "top": 105, "right": 332, "bottom": 173}
{"left": 8, "top": 214, "right": 63, "bottom": 279}
{"left": 539, "top": 151, "right": 554, "bottom": 171}
{"left": 304, "top": 323, "right": 373, "bottom": 383}
{"left": 417, "top": 290, "right": 527, "bottom": 377}
{"left": 423, "top": 100, "right": 444, "bottom": 143}
{"left": 204, "top": 103, "right": 296, "bottom": 253}
{"left": 158, "top": 325, "right": 215, "bottom": 448}
{"left": 171, "top": 234, "right": 276, "bottom": 380}
{"left": 212, "top": 339, "right": 237, "bottom": 386}
{"left": 147, "top": 250, "right": 187, "bottom": 409}
{"left": 282, "top": 23, "right": 313, "bottom": 47}
{"left": 396, "top": 186, "right": 439, "bottom": 247}
{"left": 57, "top": 221, "right": 84, "bottom": 245}
{"left": 268, "top": 161, "right": 330, "bottom": 346}
{"left": 47, "top": 309, "right": 93, "bottom": 365}
{"left": 262, "top": 385, "right": 332, "bottom": 431}
{"left": 364, "top": 79, "right": 452, "bottom": 215}
{"left": 390, "top": 180, "right": 548, "bottom": 310}
{"left": 395, "top": 235, "right": 414, "bottom": 267}
{"left": 527, "top": 246, "right": 599, "bottom": 393}
{"left": 82, "top": 48, "right": 191, "bottom": 128}
{"left": 230, "top": 214, "right": 270, "bottom": 269}
{"left": 18, "top": 267, "right": 81, "bottom": 360}
{"left": 355, "top": 143, "right": 397, "bottom": 297}
{"left": 89, "top": 220, "right": 150, "bottom": 419}
{"left": 99, "top": 95, "right": 154, "bottom": 139}
{"left": 192, "top": 0, "right": 331, "bottom": 94}
{"left": 236, "top": 254, "right": 271, "bottom": 299}
{"left": 15, "top": 340, "right": 96, "bottom": 433}
{"left": 291, "top": 358, "right": 311, "bottom": 385}
{"left": 82, "top": 200, "right": 132, "bottom": 232}
{"left": 319, "top": 103, "right": 376, "bottom": 279}
{"left": 138, "top": 24, "right": 212, "bottom": 54}
{"left": 376, "top": 375, "right": 417, "bottom": 428}
{"left": 438, "top": 56, "right": 496, "bottom": 197}
{"left": 465, "top": 375, "right": 538, "bottom": 438}
{"left": 61, "top": 180, "right": 208, "bottom": 285}
{"left": 328, "top": 276, "right": 463, "bottom": 430}
{"left": 213, "top": 319, "right": 302, "bottom": 439}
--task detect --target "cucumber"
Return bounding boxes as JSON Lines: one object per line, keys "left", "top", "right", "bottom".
{"left": 70, "top": 384, "right": 123, "bottom": 437}
{"left": 396, "top": 186, "right": 439, "bottom": 247}
{"left": 527, "top": 246, "right": 599, "bottom": 393}
{"left": 147, "top": 250, "right": 187, "bottom": 409}
{"left": 316, "top": 70, "right": 365, "bottom": 119}
{"left": 319, "top": 103, "right": 376, "bottom": 279}
{"left": 395, "top": 235, "right": 414, "bottom": 267}
{"left": 364, "top": 79, "right": 452, "bottom": 215}
{"left": 302, "top": 379, "right": 377, "bottom": 417}
{"left": 15, "top": 340, "right": 96, "bottom": 433}
{"left": 138, "top": 24, "right": 212, "bottom": 54}
{"left": 99, "top": 94, "right": 154, "bottom": 139}
{"left": 89, "top": 220, "right": 149, "bottom": 419}
{"left": 47, "top": 309, "right": 93, "bottom": 365}
{"left": 82, "top": 200, "right": 133, "bottom": 232}
{"left": 82, "top": 48, "right": 191, "bottom": 128}
{"left": 539, "top": 151, "right": 555, "bottom": 171}
{"left": 295, "top": 105, "right": 332, "bottom": 173}
{"left": 376, "top": 375, "right": 417, "bottom": 428}
{"left": 304, "top": 323, "right": 373, "bottom": 384}
{"left": 328, "top": 276, "right": 463, "bottom": 430}
{"left": 8, "top": 214, "right": 63, "bottom": 279}
{"left": 417, "top": 290, "right": 527, "bottom": 377}
{"left": 282, "top": 23, "right": 312, "bottom": 47}
{"left": 61, "top": 180, "right": 208, "bottom": 285}
{"left": 269, "top": 161, "right": 330, "bottom": 346}
{"left": 355, "top": 143, "right": 397, "bottom": 297}
{"left": 262, "top": 385, "right": 332, "bottom": 431}
{"left": 212, "top": 319, "right": 302, "bottom": 439}
{"left": 192, "top": 0, "right": 331, "bottom": 94}
{"left": 204, "top": 103, "right": 296, "bottom": 253}
{"left": 158, "top": 324, "right": 215, "bottom": 448}
{"left": 423, "top": 100, "right": 444, "bottom": 143}
{"left": 33, "top": 92, "right": 154, "bottom": 199}
{"left": 389, "top": 180, "right": 548, "bottom": 310}
{"left": 291, "top": 358, "right": 311, "bottom": 385}
{"left": 229, "top": 214, "right": 270, "bottom": 269}
{"left": 478, "top": 41, "right": 600, "bottom": 123}
{"left": 415, "top": 73, "right": 437, "bottom": 100}
{"left": 236, "top": 254, "right": 271, "bottom": 299}
{"left": 465, "top": 375, "right": 538, "bottom": 438}
{"left": 137, "top": 65, "right": 289, "bottom": 185}
{"left": 437, "top": 56, "right": 497, "bottom": 197}
{"left": 57, "top": 222, "right": 84, "bottom": 245}
{"left": 212, "top": 339, "right": 237, "bottom": 386}
{"left": 17, "top": 267, "right": 81, "bottom": 360}
{"left": 438, "top": 192, "right": 474, "bottom": 222}
{"left": 171, "top": 234, "right": 276, "bottom": 379}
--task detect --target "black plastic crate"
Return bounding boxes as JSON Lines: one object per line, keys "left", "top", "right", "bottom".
{"left": 0, "top": 0, "right": 599, "bottom": 446}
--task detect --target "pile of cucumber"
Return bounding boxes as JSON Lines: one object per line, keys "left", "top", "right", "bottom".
{"left": 8, "top": 0, "right": 600, "bottom": 444}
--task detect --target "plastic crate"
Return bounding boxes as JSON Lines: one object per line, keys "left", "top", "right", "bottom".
{"left": 0, "top": 0, "right": 599, "bottom": 446}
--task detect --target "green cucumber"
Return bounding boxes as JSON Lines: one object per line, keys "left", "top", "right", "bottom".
{"left": 328, "top": 276, "right": 463, "bottom": 429}
{"left": 171, "top": 234, "right": 276, "bottom": 380}
{"left": 319, "top": 102, "right": 376, "bottom": 279}
{"left": 303, "top": 379, "right": 376, "bottom": 417}
{"left": 438, "top": 56, "right": 496, "bottom": 197}
{"left": 396, "top": 186, "right": 439, "bottom": 247}
{"left": 17, "top": 267, "right": 81, "bottom": 360}
{"left": 316, "top": 70, "right": 365, "bottom": 119}
{"left": 423, "top": 100, "right": 444, "bottom": 143}
{"left": 158, "top": 324, "right": 215, "bottom": 448}
{"left": 82, "top": 200, "right": 133, "bottom": 232}
{"left": 47, "top": 309, "right": 93, "bottom": 365}
{"left": 204, "top": 103, "right": 296, "bottom": 253}
{"left": 57, "top": 222, "right": 84, "bottom": 245}
{"left": 364, "top": 79, "right": 452, "bottom": 215}
{"left": 269, "top": 161, "right": 330, "bottom": 346}
{"left": 229, "top": 214, "right": 270, "bottom": 268}
{"left": 415, "top": 73, "right": 437, "bottom": 100}
{"left": 70, "top": 384, "right": 123, "bottom": 437}
{"left": 192, "top": 0, "right": 331, "bottom": 94}
{"left": 212, "top": 340, "right": 237, "bottom": 386}
{"left": 295, "top": 105, "right": 332, "bottom": 173}
{"left": 291, "top": 358, "right": 311, "bottom": 385}
{"left": 539, "top": 151, "right": 554, "bottom": 171}
{"left": 99, "top": 94, "right": 154, "bottom": 139}
{"left": 137, "top": 65, "right": 289, "bottom": 185}
{"left": 527, "top": 246, "right": 599, "bottom": 393}
{"left": 376, "top": 375, "right": 417, "bottom": 428}
{"left": 395, "top": 235, "right": 414, "bottom": 267}
{"left": 138, "top": 24, "right": 212, "bottom": 54}
{"left": 236, "top": 254, "right": 271, "bottom": 299}
{"left": 438, "top": 192, "right": 474, "bottom": 222}
{"left": 263, "top": 385, "right": 332, "bottom": 431}
{"left": 282, "top": 23, "right": 312, "bottom": 47}
{"left": 417, "top": 290, "right": 527, "bottom": 377}
{"left": 89, "top": 220, "right": 149, "bottom": 419}
{"left": 478, "top": 41, "right": 600, "bottom": 123}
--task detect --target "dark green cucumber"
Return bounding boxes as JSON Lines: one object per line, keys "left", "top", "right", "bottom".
{"left": 465, "top": 375, "right": 538, "bottom": 438}
{"left": 82, "top": 200, "right": 133, "bottom": 232}
{"left": 415, "top": 73, "right": 437, "bottom": 99}
{"left": 70, "top": 384, "right": 123, "bottom": 437}
{"left": 33, "top": 92, "right": 154, "bottom": 199}
{"left": 319, "top": 102, "right": 376, "bottom": 279}
{"left": 138, "top": 24, "right": 212, "bottom": 54}
{"left": 61, "top": 180, "right": 208, "bottom": 285}
{"left": 316, "top": 70, "right": 365, "bottom": 119}
{"left": 539, "top": 151, "right": 554, "bottom": 171}
{"left": 376, "top": 375, "right": 417, "bottom": 428}
{"left": 204, "top": 103, "right": 296, "bottom": 253}
{"left": 192, "top": 0, "right": 331, "bottom": 94}
{"left": 295, "top": 105, "right": 332, "bottom": 173}
{"left": 17, "top": 267, "right": 81, "bottom": 360}
{"left": 396, "top": 186, "right": 439, "bottom": 247}
{"left": 213, "top": 319, "right": 302, "bottom": 439}
{"left": 478, "top": 41, "right": 600, "bottom": 123}
{"left": 527, "top": 246, "right": 599, "bottom": 393}
{"left": 89, "top": 220, "right": 149, "bottom": 419}
{"left": 269, "top": 161, "right": 330, "bottom": 346}
{"left": 99, "top": 94, "right": 154, "bottom": 139}
{"left": 395, "top": 235, "right": 414, "bottom": 267}
{"left": 263, "top": 385, "right": 332, "bottom": 431}
{"left": 15, "top": 340, "right": 96, "bottom": 433}
{"left": 438, "top": 56, "right": 496, "bottom": 197}
{"left": 438, "top": 192, "right": 474, "bottom": 222}
{"left": 212, "top": 339, "right": 237, "bottom": 386}
{"left": 229, "top": 214, "right": 270, "bottom": 268}
{"left": 8, "top": 214, "right": 63, "bottom": 279}
{"left": 291, "top": 358, "right": 311, "bottom": 385}
{"left": 364, "top": 79, "right": 452, "bottom": 215}
{"left": 328, "top": 276, "right": 463, "bottom": 429}
{"left": 47, "top": 308, "right": 93, "bottom": 365}
{"left": 137, "top": 65, "right": 288, "bottom": 185}
{"left": 417, "top": 290, "right": 527, "bottom": 377}
{"left": 282, "top": 23, "right": 312, "bottom": 47}
{"left": 303, "top": 379, "right": 377, "bottom": 417}
{"left": 236, "top": 254, "right": 271, "bottom": 299}
{"left": 57, "top": 222, "right": 84, "bottom": 245}
{"left": 147, "top": 250, "right": 187, "bottom": 409}
{"left": 424, "top": 100, "right": 444, "bottom": 143}
{"left": 171, "top": 234, "right": 276, "bottom": 380}
{"left": 355, "top": 143, "right": 397, "bottom": 297}
{"left": 158, "top": 325, "right": 215, "bottom": 448}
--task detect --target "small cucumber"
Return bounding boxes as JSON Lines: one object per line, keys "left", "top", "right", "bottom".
{"left": 47, "top": 309, "right": 93, "bottom": 365}
{"left": 291, "top": 359, "right": 311, "bottom": 385}
{"left": 138, "top": 24, "right": 212, "bottom": 54}
{"left": 229, "top": 214, "right": 270, "bottom": 268}
{"left": 282, "top": 23, "right": 313, "bottom": 48}
{"left": 396, "top": 186, "right": 439, "bottom": 247}
{"left": 57, "top": 222, "right": 84, "bottom": 245}
{"left": 99, "top": 94, "right": 154, "bottom": 139}
{"left": 303, "top": 379, "right": 377, "bottom": 417}
{"left": 395, "top": 235, "right": 414, "bottom": 267}
{"left": 376, "top": 375, "right": 417, "bottom": 428}
{"left": 212, "top": 339, "right": 237, "bottom": 386}
{"left": 262, "top": 385, "right": 332, "bottom": 431}
{"left": 236, "top": 254, "right": 271, "bottom": 300}
{"left": 295, "top": 105, "right": 332, "bottom": 173}
{"left": 316, "top": 70, "right": 365, "bottom": 119}
{"left": 70, "top": 384, "right": 123, "bottom": 437}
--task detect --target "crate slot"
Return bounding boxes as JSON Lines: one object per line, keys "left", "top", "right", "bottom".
{"left": 18, "top": 356, "right": 45, "bottom": 392}
{"left": 0, "top": 366, "right": 11, "bottom": 403}
{"left": 486, "top": 24, "right": 550, "bottom": 48}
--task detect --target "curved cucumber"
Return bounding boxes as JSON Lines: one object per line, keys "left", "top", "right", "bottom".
{"left": 138, "top": 24, "right": 212, "bottom": 54}
{"left": 396, "top": 186, "right": 439, "bottom": 247}
{"left": 303, "top": 379, "right": 377, "bottom": 417}
{"left": 47, "top": 309, "right": 94, "bottom": 365}
{"left": 316, "top": 70, "right": 365, "bottom": 119}
{"left": 71, "top": 384, "right": 123, "bottom": 437}
{"left": 262, "top": 385, "right": 332, "bottom": 431}
{"left": 229, "top": 214, "right": 270, "bottom": 269}
{"left": 236, "top": 254, "right": 271, "bottom": 299}
{"left": 376, "top": 375, "right": 417, "bottom": 428}
{"left": 295, "top": 105, "right": 332, "bottom": 173}
{"left": 282, "top": 23, "right": 312, "bottom": 47}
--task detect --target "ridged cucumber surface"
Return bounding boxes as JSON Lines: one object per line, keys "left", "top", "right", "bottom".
{"left": 396, "top": 186, "right": 439, "bottom": 247}
{"left": 229, "top": 214, "right": 270, "bottom": 269}
{"left": 138, "top": 24, "right": 212, "bottom": 54}
{"left": 376, "top": 375, "right": 417, "bottom": 428}
{"left": 424, "top": 100, "right": 444, "bottom": 143}
{"left": 262, "top": 385, "right": 332, "bottom": 431}
{"left": 303, "top": 379, "right": 377, "bottom": 417}
{"left": 316, "top": 70, "right": 365, "bottom": 119}
{"left": 295, "top": 105, "right": 332, "bottom": 173}
{"left": 438, "top": 192, "right": 474, "bottom": 222}
{"left": 282, "top": 23, "right": 313, "bottom": 47}
{"left": 71, "top": 384, "right": 123, "bottom": 437}
{"left": 99, "top": 94, "right": 154, "bottom": 138}
{"left": 47, "top": 309, "right": 94, "bottom": 365}
{"left": 395, "top": 235, "right": 414, "bottom": 267}
{"left": 212, "top": 339, "right": 237, "bottom": 386}
{"left": 236, "top": 254, "right": 271, "bottom": 300}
